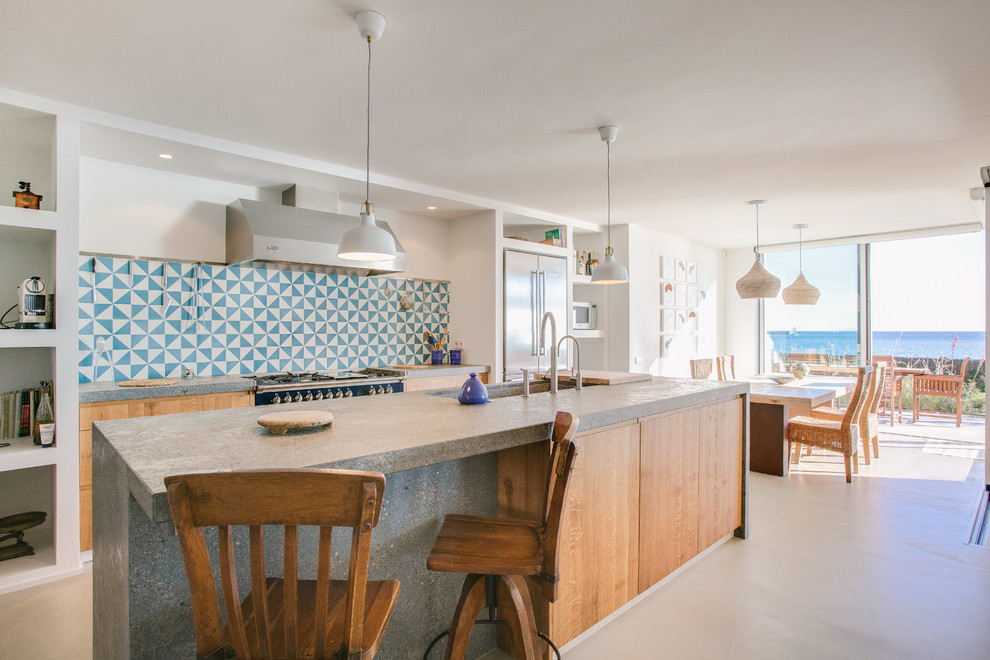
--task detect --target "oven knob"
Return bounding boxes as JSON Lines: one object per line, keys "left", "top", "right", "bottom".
{"left": 334, "top": 390, "right": 343, "bottom": 398}
{"left": 314, "top": 391, "right": 324, "bottom": 400}
{"left": 282, "top": 396, "right": 292, "bottom": 404}
{"left": 343, "top": 389, "right": 352, "bottom": 397}
{"left": 293, "top": 393, "right": 303, "bottom": 403}
{"left": 384, "top": 385, "right": 393, "bottom": 394}
{"left": 271, "top": 395, "right": 281, "bottom": 405}
{"left": 303, "top": 392, "right": 314, "bottom": 401}
{"left": 376, "top": 386, "right": 385, "bottom": 395}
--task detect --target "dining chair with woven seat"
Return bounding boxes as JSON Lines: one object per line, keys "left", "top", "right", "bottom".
{"left": 690, "top": 358, "right": 713, "bottom": 379}
{"left": 165, "top": 468, "right": 400, "bottom": 660}
{"left": 715, "top": 355, "right": 735, "bottom": 380}
{"left": 423, "top": 411, "right": 579, "bottom": 660}
{"left": 787, "top": 365, "right": 873, "bottom": 483}
{"left": 809, "top": 363, "right": 886, "bottom": 464}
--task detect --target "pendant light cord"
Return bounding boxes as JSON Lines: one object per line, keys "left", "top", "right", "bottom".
{"left": 366, "top": 36, "right": 372, "bottom": 208}
{"left": 606, "top": 139, "right": 612, "bottom": 247}
{"left": 798, "top": 226, "right": 803, "bottom": 272}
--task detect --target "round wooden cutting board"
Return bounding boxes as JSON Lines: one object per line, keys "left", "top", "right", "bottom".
{"left": 257, "top": 410, "right": 334, "bottom": 435}
{"left": 118, "top": 378, "right": 178, "bottom": 387}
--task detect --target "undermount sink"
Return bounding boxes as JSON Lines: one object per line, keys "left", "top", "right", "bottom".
{"left": 425, "top": 379, "right": 591, "bottom": 400}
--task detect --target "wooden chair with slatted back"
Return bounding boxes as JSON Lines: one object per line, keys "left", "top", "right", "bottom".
{"left": 913, "top": 357, "right": 970, "bottom": 427}
{"left": 690, "top": 358, "right": 713, "bottom": 379}
{"left": 873, "top": 355, "right": 903, "bottom": 425}
{"left": 786, "top": 366, "right": 873, "bottom": 483}
{"left": 423, "top": 411, "right": 579, "bottom": 660}
{"left": 165, "top": 469, "right": 400, "bottom": 660}
{"left": 715, "top": 355, "right": 735, "bottom": 380}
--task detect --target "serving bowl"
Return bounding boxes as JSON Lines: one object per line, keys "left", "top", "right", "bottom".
{"left": 769, "top": 374, "right": 796, "bottom": 385}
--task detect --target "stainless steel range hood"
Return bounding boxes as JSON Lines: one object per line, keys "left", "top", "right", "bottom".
{"left": 226, "top": 198, "right": 406, "bottom": 276}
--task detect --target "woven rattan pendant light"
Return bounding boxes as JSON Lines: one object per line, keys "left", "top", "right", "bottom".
{"left": 735, "top": 200, "right": 780, "bottom": 299}
{"left": 782, "top": 223, "right": 820, "bottom": 304}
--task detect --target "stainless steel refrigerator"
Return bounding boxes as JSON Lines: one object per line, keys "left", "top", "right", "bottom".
{"left": 503, "top": 249, "right": 567, "bottom": 380}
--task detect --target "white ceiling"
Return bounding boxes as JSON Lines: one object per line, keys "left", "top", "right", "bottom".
{"left": 3, "top": 0, "right": 989, "bottom": 248}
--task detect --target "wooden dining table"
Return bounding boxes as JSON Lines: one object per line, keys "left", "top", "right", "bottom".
{"left": 747, "top": 375, "right": 858, "bottom": 476}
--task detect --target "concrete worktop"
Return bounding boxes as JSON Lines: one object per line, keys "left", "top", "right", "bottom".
{"left": 78, "top": 364, "right": 490, "bottom": 403}
{"left": 94, "top": 376, "right": 747, "bottom": 524}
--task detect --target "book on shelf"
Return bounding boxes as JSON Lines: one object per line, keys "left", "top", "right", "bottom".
{"left": 1, "top": 385, "right": 45, "bottom": 440}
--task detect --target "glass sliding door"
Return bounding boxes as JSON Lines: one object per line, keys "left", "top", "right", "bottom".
{"left": 762, "top": 244, "right": 862, "bottom": 373}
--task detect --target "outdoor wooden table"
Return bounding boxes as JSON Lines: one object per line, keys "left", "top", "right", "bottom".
{"left": 747, "top": 375, "right": 858, "bottom": 476}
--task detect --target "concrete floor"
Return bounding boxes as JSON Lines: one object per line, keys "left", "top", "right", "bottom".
{"left": 1, "top": 421, "right": 987, "bottom": 659}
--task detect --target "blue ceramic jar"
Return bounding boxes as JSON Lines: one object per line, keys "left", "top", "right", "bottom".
{"left": 457, "top": 373, "right": 489, "bottom": 405}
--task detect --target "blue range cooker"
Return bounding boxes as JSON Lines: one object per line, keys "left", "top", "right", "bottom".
{"left": 248, "top": 369, "right": 405, "bottom": 406}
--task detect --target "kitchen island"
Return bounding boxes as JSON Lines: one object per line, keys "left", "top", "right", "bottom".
{"left": 92, "top": 376, "right": 748, "bottom": 659}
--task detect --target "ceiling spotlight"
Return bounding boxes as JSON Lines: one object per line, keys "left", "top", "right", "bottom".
{"left": 158, "top": 153, "right": 173, "bottom": 159}
{"left": 427, "top": 206, "right": 437, "bottom": 210}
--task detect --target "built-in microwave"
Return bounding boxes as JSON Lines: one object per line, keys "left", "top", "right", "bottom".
{"left": 573, "top": 301, "right": 598, "bottom": 330}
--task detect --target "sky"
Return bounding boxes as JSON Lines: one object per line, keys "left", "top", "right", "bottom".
{"left": 764, "top": 231, "right": 986, "bottom": 333}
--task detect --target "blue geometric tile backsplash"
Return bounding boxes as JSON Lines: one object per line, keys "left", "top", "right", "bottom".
{"left": 78, "top": 256, "right": 450, "bottom": 382}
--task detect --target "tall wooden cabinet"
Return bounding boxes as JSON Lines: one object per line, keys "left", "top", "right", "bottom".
{"left": 497, "top": 395, "right": 745, "bottom": 651}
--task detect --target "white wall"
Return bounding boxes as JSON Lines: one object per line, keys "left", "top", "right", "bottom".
{"left": 80, "top": 158, "right": 275, "bottom": 262}
{"left": 448, "top": 210, "right": 500, "bottom": 377}
{"left": 722, "top": 247, "right": 761, "bottom": 378}
{"left": 596, "top": 224, "right": 724, "bottom": 377}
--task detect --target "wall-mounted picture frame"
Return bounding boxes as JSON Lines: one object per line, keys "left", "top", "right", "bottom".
{"left": 661, "top": 256, "right": 675, "bottom": 280}
{"left": 662, "top": 282, "right": 675, "bottom": 306}
{"left": 687, "top": 285, "right": 699, "bottom": 308}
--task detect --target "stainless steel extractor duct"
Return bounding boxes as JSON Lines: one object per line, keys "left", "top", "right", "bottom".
{"left": 226, "top": 198, "right": 406, "bottom": 276}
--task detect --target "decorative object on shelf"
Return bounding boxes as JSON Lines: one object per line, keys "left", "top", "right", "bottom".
{"left": 790, "top": 362, "right": 810, "bottom": 379}
{"left": 33, "top": 381, "right": 55, "bottom": 447}
{"left": 591, "top": 125, "right": 629, "bottom": 284}
{"left": 257, "top": 410, "right": 334, "bottom": 435}
{"left": 781, "top": 223, "right": 821, "bottom": 305}
{"left": 457, "top": 372, "right": 489, "bottom": 405}
{"left": 449, "top": 348, "right": 462, "bottom": 365}
{"left": 16, "top": 276, "right": 52, "bottom": 329}
{"left": 735, "top": 200, "right": 781, "bottom": 299}
{"left": 337, "top": 10, "right": 398, "bottom": 262}
{"left": 0, "top": 511, "right": 46, "bottom": 562}
{"left": 544, "top": 228, "right": 562, "bottom": 247}
{"left": 12, "top": 181, "right": 42, "bottom": 210}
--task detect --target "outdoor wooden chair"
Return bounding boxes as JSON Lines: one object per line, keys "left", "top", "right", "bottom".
{"left": 424, "top": 411, "right": 579, "bottom": 660}
{"left": 913, "top": 357, "right": 970, "bottom": 427}
{"left": 873, "top": 355, "right": 903, "bottom": 425}
{"left": 690, "top": 358, "right": 713, "bottom": 379}
{"left": 165, "top": 469, "right": 400, "bottom": 660}
{"left": 810, "top": 363, "right": 886, "bottom": 464}
{"left": 787, "top": 366, "right": 873, "bottom": 483}
{"left": 715, "top": 355, "right": 735, "bottom": 380}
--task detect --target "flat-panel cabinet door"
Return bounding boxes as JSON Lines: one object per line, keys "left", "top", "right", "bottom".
{"left": 504, "top": 250, "right": 540, "bottom": 378}
{"left": 539, "top": 254, "right": 568, "bottom": 368}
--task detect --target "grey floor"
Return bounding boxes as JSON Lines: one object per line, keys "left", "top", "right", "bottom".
{"left": 1, "top": 417, "right": 988, "bottom": 659}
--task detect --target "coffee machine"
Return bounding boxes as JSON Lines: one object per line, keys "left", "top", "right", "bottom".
{"left": 16, "top": 277, "right": 52, "bottom": 329}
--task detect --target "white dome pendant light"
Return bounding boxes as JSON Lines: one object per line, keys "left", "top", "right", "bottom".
{"left": 591, "top": 125, "right": 629, "bottom": 284}
{"left": 338, "top": 10, "right": 398, "bottom": 262}
{"left": 735, "top": 200, "right": 780, "bottom": 298}
{"left": 781, "top": 223, "right": 820, "bottom": 304}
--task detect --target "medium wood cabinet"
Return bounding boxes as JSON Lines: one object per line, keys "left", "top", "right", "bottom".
{"left": 496, "top": 395, "right": 744, "bottom": 653}
{"left": 78, "top": 391, "right": 253, "bottom": 551}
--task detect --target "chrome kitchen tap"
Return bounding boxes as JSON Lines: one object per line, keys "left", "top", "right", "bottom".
{"left": 557, "top": 334, "right": 582, "bottom": 390}
{"left": 540, "top": 311, "right": 558, "bottom": 393}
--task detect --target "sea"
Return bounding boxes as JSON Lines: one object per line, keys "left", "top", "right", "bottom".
{"left": 767, "top": 330, "right": 986, "bottom": 361}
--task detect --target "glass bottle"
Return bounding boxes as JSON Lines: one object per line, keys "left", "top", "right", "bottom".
{"left": 34, "top": 382, "right": 55, "bottom": 447}
{"left": 577, "top": 251, "right": 586, "bottom": 275}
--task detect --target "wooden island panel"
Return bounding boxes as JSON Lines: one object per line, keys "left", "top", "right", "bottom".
{"left": 401, "top": 372, "right": 487, "bottom": 392}
{"left": 639, "top": 408, "right": 700, "bottom": 591}
{"left": 698, "top": 397, "right": 744, "bottom": 548}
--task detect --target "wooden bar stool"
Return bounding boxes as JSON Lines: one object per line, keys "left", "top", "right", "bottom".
{"left": 423, "top": 411, "right": 579, "bottom": 660}
{"left": 165, "top": 468, "right": 400, "bottom": 660}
